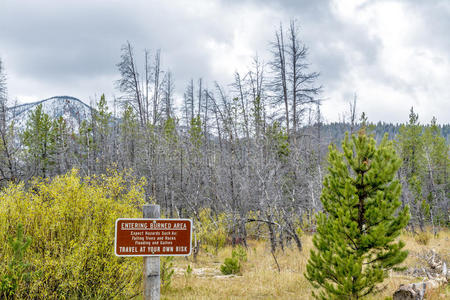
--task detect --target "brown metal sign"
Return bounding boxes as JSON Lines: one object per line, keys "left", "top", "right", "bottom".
{"left": 115, "top": 219, "right": 192, "bottom": 256}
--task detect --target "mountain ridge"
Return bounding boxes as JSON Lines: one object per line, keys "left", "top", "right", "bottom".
{"left": 7, "top": 96, "right": 94, "bottom": 131}
{"left": 6, "top": 95, "right": 449, "bottom": 143}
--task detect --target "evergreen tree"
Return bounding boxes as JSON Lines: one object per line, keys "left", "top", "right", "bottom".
{"left": 189, "top": 115, "right": 203, "bottom": 152}
{"left": 119, "top": 104, "right": 139, "bottom": 169}
{"left": 92, "top": 94, "right": 112, "bottom": 172}
{"left": 421, "top": 117, "right": 449, "bottom": 228}
{"left": 22, "top": 104, "right": 56, "bottom": 178}
{"left": 53, "top": 116, "right": 70, "bottom": 174}
{"left": 76, "top": 119, "right": 94, "bottom": 174}
{"left": 396, "top": 107, "right": 425, "bottom": 230}
{"left": 305, "top": 131, "right": 410, "bottom": 299}
{"left": 265, "top": 121, "right": 290, "bottom": 161}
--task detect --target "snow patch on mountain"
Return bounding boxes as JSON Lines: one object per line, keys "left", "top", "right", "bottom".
{"left": 7, "top": 96, "right": 94, "bottom": 131}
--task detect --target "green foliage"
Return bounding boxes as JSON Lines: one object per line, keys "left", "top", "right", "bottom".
{"left": 21, "top": 104, "right": 57, "bottom": 177}
{"left": 183, "top": 264, "right": 193, "bottom": 288}
{"left": 94, "top": 94, "right": 112, "bottom": 146}
{"left": 185, "top": 264, "right": 193, "bottom": 279}
{"left": 305, "top": 132, "right": 410, "bottom": 299}
{"left": 422, "top": 117, "right": 448, "bottom": 186}
{"left": 220, "top": 257, "right": 240, "bottom": 275}
{"left": 0, "top": 169, "right": 145, "bottom": 298}
{"left": 359, "top": 112, "right": 376, "bottom": 135}
{"left": 232, "top": 245, "right": 248, "bottom": 263}
{"left": 120, "top": 104, "right": 140, "bottom": 167}
{"left": 397, "top": 108, "right": 423, "bottom": 171}
{"left": 251, "top": 95, "right": 263, "bottom": 137}
{"left": 121, "top": 103, "right": 138, "bottom": 133}
{"left": 196, "top": 208, "right": 228, "bottom": 254}
{"left": 53, "top": 116, "right": 69, "bottom": 154}
{"left": 163, "top": 117, "right": 177, "bottom": 144}
{"left": 186, "top": 264, "right": 193, "bottom": 275}
{"left": 0, "top": 224, "right": 32, "bottom": 298}
{"left": 189, "top": 115, "right": 203, "bottom": 150}
{"left": 160, "top": 256, "right": 175, "bottom": 292}
{"left": 76, "top": 119, "right": 95, "bottom": 167}
{"left": 421, "top": 117, "right": 449, "bottom": 226}
{"left": 294, "top": 213, "right": 316, "bottom": 237}
{"left": 220, "top": 245, "right": 247, "bottom": 275}
{"left": 162, "top": 117, "right": 180, "bottom": 161}
{"left": 266, "top": 121, "right": 290, "bottom": 160}
{"left": 396, "top": 108, "right": 426, "bottom": 226}
{"left": 396, "top": 110, "right": 449, "bottom": 229}
{"left": 95, "top": 94, "right": 111, "bottom": 128}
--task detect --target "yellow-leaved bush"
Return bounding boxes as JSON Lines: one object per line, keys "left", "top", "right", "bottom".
{"left": 195, "top": 208, "right": 228, "bottom": 254}
{"left": 0, "top": 169, "right": 145, "bottom": 299}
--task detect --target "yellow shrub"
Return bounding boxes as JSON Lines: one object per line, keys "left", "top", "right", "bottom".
{"left": 196, "top": 208, "right": 228, "bottom": 254}
{"left": 0, "top": 169, "right": 146, "bottom": 299}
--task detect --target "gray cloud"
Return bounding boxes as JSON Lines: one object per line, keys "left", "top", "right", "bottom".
{"left": 1, "top": 0, "right": 240, "bottom": 94}
{"left": 403, "top": 0, "right": 450, "bottom": 54}
{"left": 0, "top": 0, "right": 448, "bottom": 123}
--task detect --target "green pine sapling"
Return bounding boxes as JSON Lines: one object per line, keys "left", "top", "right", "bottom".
{"left": 305, "top": 130, "right": 410, "bottom": 299}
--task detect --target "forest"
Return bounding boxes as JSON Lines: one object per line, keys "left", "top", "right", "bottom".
{"left": 0, "top": 21, "right": 449, "bottom": 299}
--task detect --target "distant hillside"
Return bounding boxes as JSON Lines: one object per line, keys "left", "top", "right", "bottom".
{"left": 7, "top": 96, "right": 94, "bottom": 131}
{"left": 318, "top": 122, "right": 450, "bottom": 145}
{"left": 306, "top": 122, "right": 450, "bottom": 145}
{"left": 7, "top": 95, "right": 449, "bottom": 144}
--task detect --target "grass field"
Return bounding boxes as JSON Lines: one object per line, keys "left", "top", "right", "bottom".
{"left": 157, "top": 229, "right": 449, "bottom": 300}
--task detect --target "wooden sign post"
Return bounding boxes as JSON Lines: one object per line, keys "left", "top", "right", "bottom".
{"left": 115, "top": 205, "right": 192, "bottom": 300}
{"left": 143, "top": 205, "right": 160, "bottom": 300}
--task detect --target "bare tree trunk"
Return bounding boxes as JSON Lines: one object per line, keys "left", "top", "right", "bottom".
{"left": 267, "top": 213, "right": 277, "bottom": 253}
{"left": 234, "top": 72, "right": 249, "bottom": 140}
{"left": 349, "top": 93, "right": 357, "bottom": 135}
{"left": 128, "top": 42, "right": 144, "bottom": 126}
{"left": 274, "top": 25, "right": 290, "bottom": 137}
{"left": 197, "top": 78, "right": 202, "bottom": 117}
{"left": 153, "top": 50, "right": 161, "bottom": 126}
{"left": 144, "top": 49, "right": 150, "bottom": 124}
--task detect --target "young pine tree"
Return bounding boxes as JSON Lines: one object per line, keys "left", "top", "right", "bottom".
{"left": 22, "top": 104, "right": 57, "bottom": 178}
{"left": 305, "top": 131, "right": 410, "bottom": 299}
{"left": 396, "top": 107, "right": 425, "bottom": 231}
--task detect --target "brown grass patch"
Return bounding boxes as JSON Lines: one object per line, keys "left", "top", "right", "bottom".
{"left": 157, "top": 229, "right": 449, "bottom": 300}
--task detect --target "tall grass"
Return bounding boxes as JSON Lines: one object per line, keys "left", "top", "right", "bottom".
{"left": 163, "top": 229, "right": 450, "bottom": 300}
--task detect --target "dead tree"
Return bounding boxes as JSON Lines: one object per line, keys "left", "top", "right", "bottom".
{"left": 116, "top": 41, "right": 145, "bottom": 126}
{"left": 152, "top": 49, "right": 162, "bottom": 126}
{"left": 161, "top": 71, "right": 174, "bottom": 120}
{"left": 270, "top": 23, "right": 290, "bottom": 136}
{"left": 270, "top": 20, "right": 321, "bottom": 140}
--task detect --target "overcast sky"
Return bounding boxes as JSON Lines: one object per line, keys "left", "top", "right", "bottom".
{"left": 1, "top": 0, "right": 449, "bottom": 124}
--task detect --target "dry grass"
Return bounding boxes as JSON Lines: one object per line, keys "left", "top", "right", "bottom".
{"left": 158, "top": 229, "right": 449, "bottom": 300}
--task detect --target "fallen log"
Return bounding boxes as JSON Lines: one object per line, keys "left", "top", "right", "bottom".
{"left": 393, "top": 282, "right": 425, "bottom": 300}
{"left": 393, "top": 277, "right": 447, "bottom": 300}
{"left": 395, "top": 248, "right": 449, "bottom": 300}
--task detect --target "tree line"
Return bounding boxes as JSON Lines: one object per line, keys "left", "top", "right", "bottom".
{"left": 0, "top": 21, "right": 448, "bottom": 253}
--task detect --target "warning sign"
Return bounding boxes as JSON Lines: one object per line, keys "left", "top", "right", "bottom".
{"left": 115, "top": 219, "right": 192, "bottom": 256}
